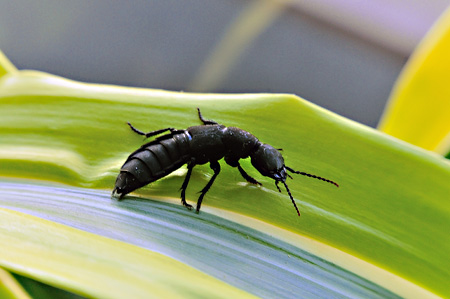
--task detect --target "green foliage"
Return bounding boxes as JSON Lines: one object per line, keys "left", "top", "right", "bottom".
{"left": 1, "top": 69, "right": 449, "bottom": 297}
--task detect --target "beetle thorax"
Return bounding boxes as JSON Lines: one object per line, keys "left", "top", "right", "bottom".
{"left": 222, "top": 126, "right": 260, "bottom": 159}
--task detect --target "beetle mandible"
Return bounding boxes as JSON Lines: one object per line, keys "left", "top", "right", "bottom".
{"left": 112, "top": 108, "right": 338, "bottom": 216}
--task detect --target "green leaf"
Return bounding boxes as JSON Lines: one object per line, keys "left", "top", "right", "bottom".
{"left": 11, "top": 273, "right": 84, "bottom": 299}
{"left": 0, "top": 180, "right": 404, "bottom": 298}
{"left": 1, "top": 68, "right": 449, "bottom": 297}
{"left": 0, "top": 207, "right": 252, "bottom": 298}
{"left": 0, "top": 268, "right": 31, "bottom": 299}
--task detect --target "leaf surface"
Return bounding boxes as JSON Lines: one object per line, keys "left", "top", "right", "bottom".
{"left": 0, "top": 70, "right": 449, "bottom": 297}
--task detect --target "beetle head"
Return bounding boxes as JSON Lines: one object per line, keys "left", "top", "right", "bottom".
{"left": 250, "top": 144, "right": 301, "bottom": 216}
{"left": 250, "top": 143, "right": 339, "bottom": 217}
{"left": 250, "top": 143, "right": 287, "bottom": 181}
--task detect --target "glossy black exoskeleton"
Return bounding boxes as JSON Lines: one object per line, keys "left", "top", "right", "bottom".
{"left": 112, "top": 108, "right": 338, "bottom": 216}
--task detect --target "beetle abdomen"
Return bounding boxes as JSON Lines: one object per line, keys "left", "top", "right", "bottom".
{"left": 113, "top": 132, "right": 191, "bottom": 198}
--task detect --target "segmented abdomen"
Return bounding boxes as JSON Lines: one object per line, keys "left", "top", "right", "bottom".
{"left": 115, "top": 132, "right": 192, "bottom": 196}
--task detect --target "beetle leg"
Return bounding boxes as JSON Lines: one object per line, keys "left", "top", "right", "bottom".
{"left": 180, "top": 163, "right": 194, "bottom": 210}
{"left": 196, "top": 161, "right": 221, "bottom": 213}
{"left": 275, "top": 180, "right": 282, "bottom": 193}
{"left": 225, "top": 157, "right": 262, "bottom": 185}
{"left": 127, "top": 122, "right": 176, "bottom": 138}
{"left": 197, "top": 108, "right": 218, "bottom": 125}
{"left": 237, "top": 164, "right": 262, "bottom": 185}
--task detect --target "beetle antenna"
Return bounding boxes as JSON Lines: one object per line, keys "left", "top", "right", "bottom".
{"left": 285, "top": 166, "right": 339, "bottom": 187}
{"left": 282, "top": 181, "right": 301, "bottom": 216}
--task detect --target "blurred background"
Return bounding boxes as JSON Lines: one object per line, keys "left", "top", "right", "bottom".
{"left": 1, "top": 0, "right": 449, "bottom": 127}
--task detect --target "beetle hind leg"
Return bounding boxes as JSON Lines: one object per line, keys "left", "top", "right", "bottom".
{"left": 180, "top": 163, "right": 194, "bottom": 210}
{"left": 197, "top": 108, "right": 218, "bottom": 125}
{"left": 196, "top": 161, "right": 221, "bottom": 213}
{"left": 127, "top": 122, "right": 176, "bottom": 138}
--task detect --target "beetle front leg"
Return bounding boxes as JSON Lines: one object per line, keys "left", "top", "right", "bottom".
{"left": 225, "top": 157, "right": 262, "bottom": 185}
{"left": 196, "top": 161, "right": 221, "bottom": 213}
{"left": 275, "top": 180, "right": 282, "bottom": 192}
{"left": 180, "top": 163, "right": 194, "bottom": 210}
{"left": 237, "top": 164, "right": 262, "bottom": 185}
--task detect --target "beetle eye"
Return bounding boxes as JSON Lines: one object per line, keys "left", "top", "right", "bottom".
{"left": 273, "top": 173, "right": 282, "bottom": 180}
{"left": 272, "top": 167, "right": 287, "bottom": 181}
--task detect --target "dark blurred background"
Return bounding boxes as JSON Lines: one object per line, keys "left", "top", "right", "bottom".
{"left": 1, "top": 0, "right": 449, "bottom": 127}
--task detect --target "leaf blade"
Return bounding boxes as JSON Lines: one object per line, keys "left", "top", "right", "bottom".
{"left": 0, "top": 181, "right": 410, "bottom": 298}
{"left": 1, "top": 70, "right": 449, "bottom": 297}
{"left": 378, "top": 7, "right": 450, "bottom": 154}
{"left": 0, "top": 207, "right": 253, "bottom": 299}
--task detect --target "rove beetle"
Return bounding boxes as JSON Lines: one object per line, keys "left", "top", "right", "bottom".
{"left": 112, "top": 108, "right": 338, "bottom": 216}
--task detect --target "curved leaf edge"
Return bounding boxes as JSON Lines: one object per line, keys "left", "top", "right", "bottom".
{"left": 377, "top": 7, "right": 450, "bottom": 154}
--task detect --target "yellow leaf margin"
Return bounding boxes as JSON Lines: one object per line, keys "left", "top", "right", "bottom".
{"left": 378, "top": 6, "right": 450, "bottom": 154}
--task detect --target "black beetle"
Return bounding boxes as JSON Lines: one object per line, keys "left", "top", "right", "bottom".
{"left": 112, "top": 108, "right": 338, "bottom": 216}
